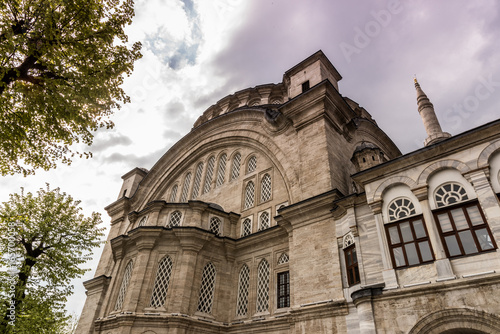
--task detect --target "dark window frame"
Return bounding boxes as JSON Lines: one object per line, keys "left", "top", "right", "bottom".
{"left": 277, "top": 271, "right": 290, "bottom": 309}
{"left": 385, "top": 215, "right": 435, "bottom": 269}
{"left": 344, "top": 244, "right": 360, "bottom": 286}
{"left": 301, "top": 80, "right": 310, "bottom": 92}
{"left": 433, "top": 200, "right": 497, "bottom": 258}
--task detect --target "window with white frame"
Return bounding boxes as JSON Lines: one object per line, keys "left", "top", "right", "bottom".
{"left": 180, "top": 172, "right": 192, "bottom": 202}
{"left": 244, "top": 181, "right": 255, "bottom": 209}
{"left": 168, "top": 211, "right": 182, "bottom": 228}
{"left": 197, "top": 263, "right": 217, "bottom": 314}
{"left": 216, "top": 154, "right": 227, "bottom": 187}
{"left": 192, "top": 162, "right": 204, "bottom": 199}
{"left": 236, "top": 264, "right": 250, "bottom": 316}
{"left": 203, "top": 156, "right": 216, "bottom": 194}
{"left": 150, "top": 256, "right": 173, "bottom": 308}
{"left": 261, "top": 173, "right": 272, "bottom": 202}
{"left": 388, "top": 197, "right": 416, "bottom": 222}
{"left": 114, "top": 260, "right": 133, "bottom": 311}
{"left": 258, "top": 211, "right": 270, "bottom": 231}
{"left": 247, "top": 156, "right": 257, "bottom": 173}
{"left": 231, "top": 153, "right": 241, "bottom": 180}
{"left": 209, "top": 217, "right": 222, "bottom": 236}
{"left": 169, "top": 184, "right": 178, "bottom": 202}
{"left": 241, "top": 218, "right": 252, "bottom": 237}
{"left": 256, "top": 259, "right": 270, "bottom": 313}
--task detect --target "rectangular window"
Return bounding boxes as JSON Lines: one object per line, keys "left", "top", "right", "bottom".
{"left": 277, "top": 271, "right": 290, "bottom": 308}
{"left": 385, "top": 216, "right": 434, "bottom": 268}
{"left": 301, "top": 80, "right": 310, "bottom": 92}
{"left": 344, "top": 245, "right": 360, "bottom": 286}
{"left": 433, "top": 202, "right": 496, "bottom": 258}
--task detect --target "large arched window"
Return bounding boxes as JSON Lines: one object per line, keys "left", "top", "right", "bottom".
{"left": 261, "top": 174, "right": 272, "bottom": 202}
{"left": 216, "top": 154, "right": 227, "bottom": 187}
{"left": 114, "top": 260, "right": 133, "bottom": 311}
{"left": 236, "top": 264, "right": 250, "bottom": 317}
{"left": 191, "top": 162, "right": 204, "bottom": 199}
{"left": 150, "top": 256, "right": 173, "bottom": 308}
{"left": 180, "top": 172, "right": 192, "bottom": 202}
{"left": 167, "top": 211, "right": 182, "bottom": 228}
{"left": 258, "top": 211, "right": 270, "bottom": 231}
{"left": 197, "top": 263, "right": 216, "bottom": 314}
{"left": 256, "top": 259, "right": 270, "bottom": 313}
{"left": 244, "top": 181, "right": 255, "bottom": 209}
{"left": 241, "top": 218, "right": 252, "bottom": 237}
{"left": 203, "top": 156, "right": 216, "bottom": 194}
{"left": 231, "top": 153, "right": 241, "bottom": 180}
{"left": 247, "top": 156, "right": 257, "bottom": 173}
{"left": 209, "top": 217, "right": 222, "bottom": 236}
{"left": 169, "top": 184, "right": 178, "bottom": 202}
{"left": 433, "top": 182, "right": 496, "bottom": 258}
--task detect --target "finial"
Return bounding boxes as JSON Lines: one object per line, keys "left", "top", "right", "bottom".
{"left": 413, "top": 74, "right": 418, "bottom": 84}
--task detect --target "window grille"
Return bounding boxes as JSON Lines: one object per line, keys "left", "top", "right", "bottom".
{"left": 192, "top": 163, "right": 204, "bottom": 199}
{"left": 216, "top": 154, "right": 227, "bottom": 187}
{"left": 435, "top": 182, "right": 469, "bottom": 208}
{"left": 170, "top": 185, "right": 178, "bottom": 202}
{"left": 114, "top": 261, "right": 133, "bottom": 311}
{"left": 277, "top": 271, "right": 290, "bottom": 308}
{"left": 258, "top": 211, "right": 270, "bottom": 231}
{"left": 261, "top": 174, "right": 272, "bottom": 202}
{"left": 344, "top": 245, "right": 360, "bottom": 286}
{"left": 231, "top": 153, "right": 241, "bottom": 180}
{"left": 256, "top": 259, "right": 270, "bottom": 313}
{"left": 197, "top": 263, "right": 217, "bottom": 314}
{"left": 150, "top": 256, "right": 173, "bottom": 308}
{"left": 244, "top": 181, "right": 255, "bottom": 209}
{"left": 247, "top": 156, "right": 257, "bottom": 173}
{"left": 210, "top": 217, "right": 222, "bottom": 236}
{"left": 388, "top": 197, "right": 416, "bottom": 222}
{"left": 241, "top": 218, "right": 252, "bottom": 237}
{"left": 236, "top": 264, "right": 250, "bottom": 316}
{"left": 168, "top": 211, "right": 182, "bottom": 228}
{"left": 138, "top": 216, "right": 148, "bottom": 227}
{"left": 277, "top": 253, "right": 289, "bottom": 265}
{"left": 180, "top": 172, "right": 192, "bottom": 202}
{"left": 203, "top": 156, "right": 215, "bottom": 194}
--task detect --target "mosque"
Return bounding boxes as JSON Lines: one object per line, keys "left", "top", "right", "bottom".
{"left": 76, "top": 51, "right": 500, "bottom": 333}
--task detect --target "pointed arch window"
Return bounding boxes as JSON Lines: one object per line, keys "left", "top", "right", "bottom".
{"left": 277, "top": 253, "right": 289, "bottom": 265}
{"left": 256, "top": 259, "right": 270, "bottom": 313}
{"left": 236, "top": 264, "right": 250, "bottom": 317}
{"left": 258, "top": 211, "right": 270, "bottom": 231}
{"left": 150, "top": 256, "right": 173, "bottom": 308}
{"left": 203, "top": 156, "right": 216, "bottom": 194}
{"left": 241, "top": 218, "right": 252, "bottom": 237}
{"left": 247, "top": 156, "right": 257, "bottom": 173}
{"left": 192, "top": 162, "right": 204, "bottom": 199}
{"left": 180, "top": 172, "right": 192, "bottom": 202}
{"left": 197, "top": 263, "right": 217, "bottom": 314}
{"left": 231, "top": 153, "right": 241, "bottom": 180}
{"left": 216, "top": 154, "right": 227, "bottom": 187}
{"left": 209, "top": 217, "right": 222, "bottom": 236}
{"left": 388, "top": 197, "right": 416, "bottom": 222}
{"left": 261, "top": 174, "right": 272, "bottom": 202}
{"left": 169, "top": 184, "right": 178, "bottom": 202}
{"left": 114, "top": 260, "right": 133, "bottom": 311}
{"left": 244, "top": 181, "right": 255, "bottom": 209}
{"left": 138, "top": 216, "right": 148, "bottom": 227}
{"left": 168, "top": 211, "right": 182, "bottom": 228}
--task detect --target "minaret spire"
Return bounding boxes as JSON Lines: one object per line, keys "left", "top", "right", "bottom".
{"left": 414, "top": 77, "right": 451, "bottom": 146}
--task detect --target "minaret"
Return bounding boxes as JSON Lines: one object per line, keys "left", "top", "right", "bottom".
{"left": 414, "top": 78, "right": 451, "bottom": 146}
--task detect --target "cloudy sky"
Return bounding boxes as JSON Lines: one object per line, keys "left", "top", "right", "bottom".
{"left": 2, "top": 0, "right": 500, "bottom": 317}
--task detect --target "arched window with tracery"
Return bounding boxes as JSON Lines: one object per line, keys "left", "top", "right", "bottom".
{"left": 236, "top": 264, "right": 250, "bottom": 317}
{"left": 435, "top": 182, "right": 469, "bottom": 208}
{"left": 241, "top": 218, "right": 252, "bottom": 237}
{"left": 203, "top": 156, "right": 216, "bottom": 194}
{"left": 169, "top": 184, "right": 178, "bottom": 202}
{"left": 180, "top": 172, "right": 192, "bottom": 202}
{"left": 388, "top": 197, "right": 416, "bottom": 222}
{"left": 256, "top": 259, "right": 270, "bottom": 313}
{"left": 277, "top": 253, "right": 289, "bottom": 265}
{"left": 210, "top": 217, "right": 222, "bottom": 236}
{"left": 197, "top": 263, "right": 217, "bottom": 314}
{"left": 168, "top": 211, "right": 182, "bottom": 228}
{"left": 231, "top": 153, "right": 241, "bottom": 180}
{"left": 247, "top": 156, "right": 257, "bottom": 173}
{"left": 258, "top": 211, "right": 270, "bottom": 231}
{"left": 150, "top": 256, "right": 173, "bottom": 308}
{"left": 114, "top": 260, "right": 133, "bottom": 311}
{"left": 244, "top": 181, "right": 255, "bottom": 209}
{"left": 191, "top": 162, "right": 204, "bottom": 199}
{"left": 261, "top": 174, "right": 272, "bottom": 202}
{"left": 216, "top": 154, "right": 227, "bottom": 187}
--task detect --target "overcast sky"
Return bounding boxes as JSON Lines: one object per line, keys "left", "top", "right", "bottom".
{"left": 2, "top": 0, "right": 500, "bottom": 318}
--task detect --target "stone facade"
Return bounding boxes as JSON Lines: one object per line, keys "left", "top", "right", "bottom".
{"left": 77, "top": 51, "right": 500, "bottom": 333}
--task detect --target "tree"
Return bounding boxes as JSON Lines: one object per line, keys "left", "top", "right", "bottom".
{"left": 0, "top": 185, "right": 105, "bottom": 333}
{"left": 0, "top": 0, "right": 142, "bottom": 176}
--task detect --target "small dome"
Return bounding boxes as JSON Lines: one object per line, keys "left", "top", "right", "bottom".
{"left": 354, "top": 142, "right": 379, "bottom": 153}
{"left": 208, "top": 202, "right": 224, "bottom": 212}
